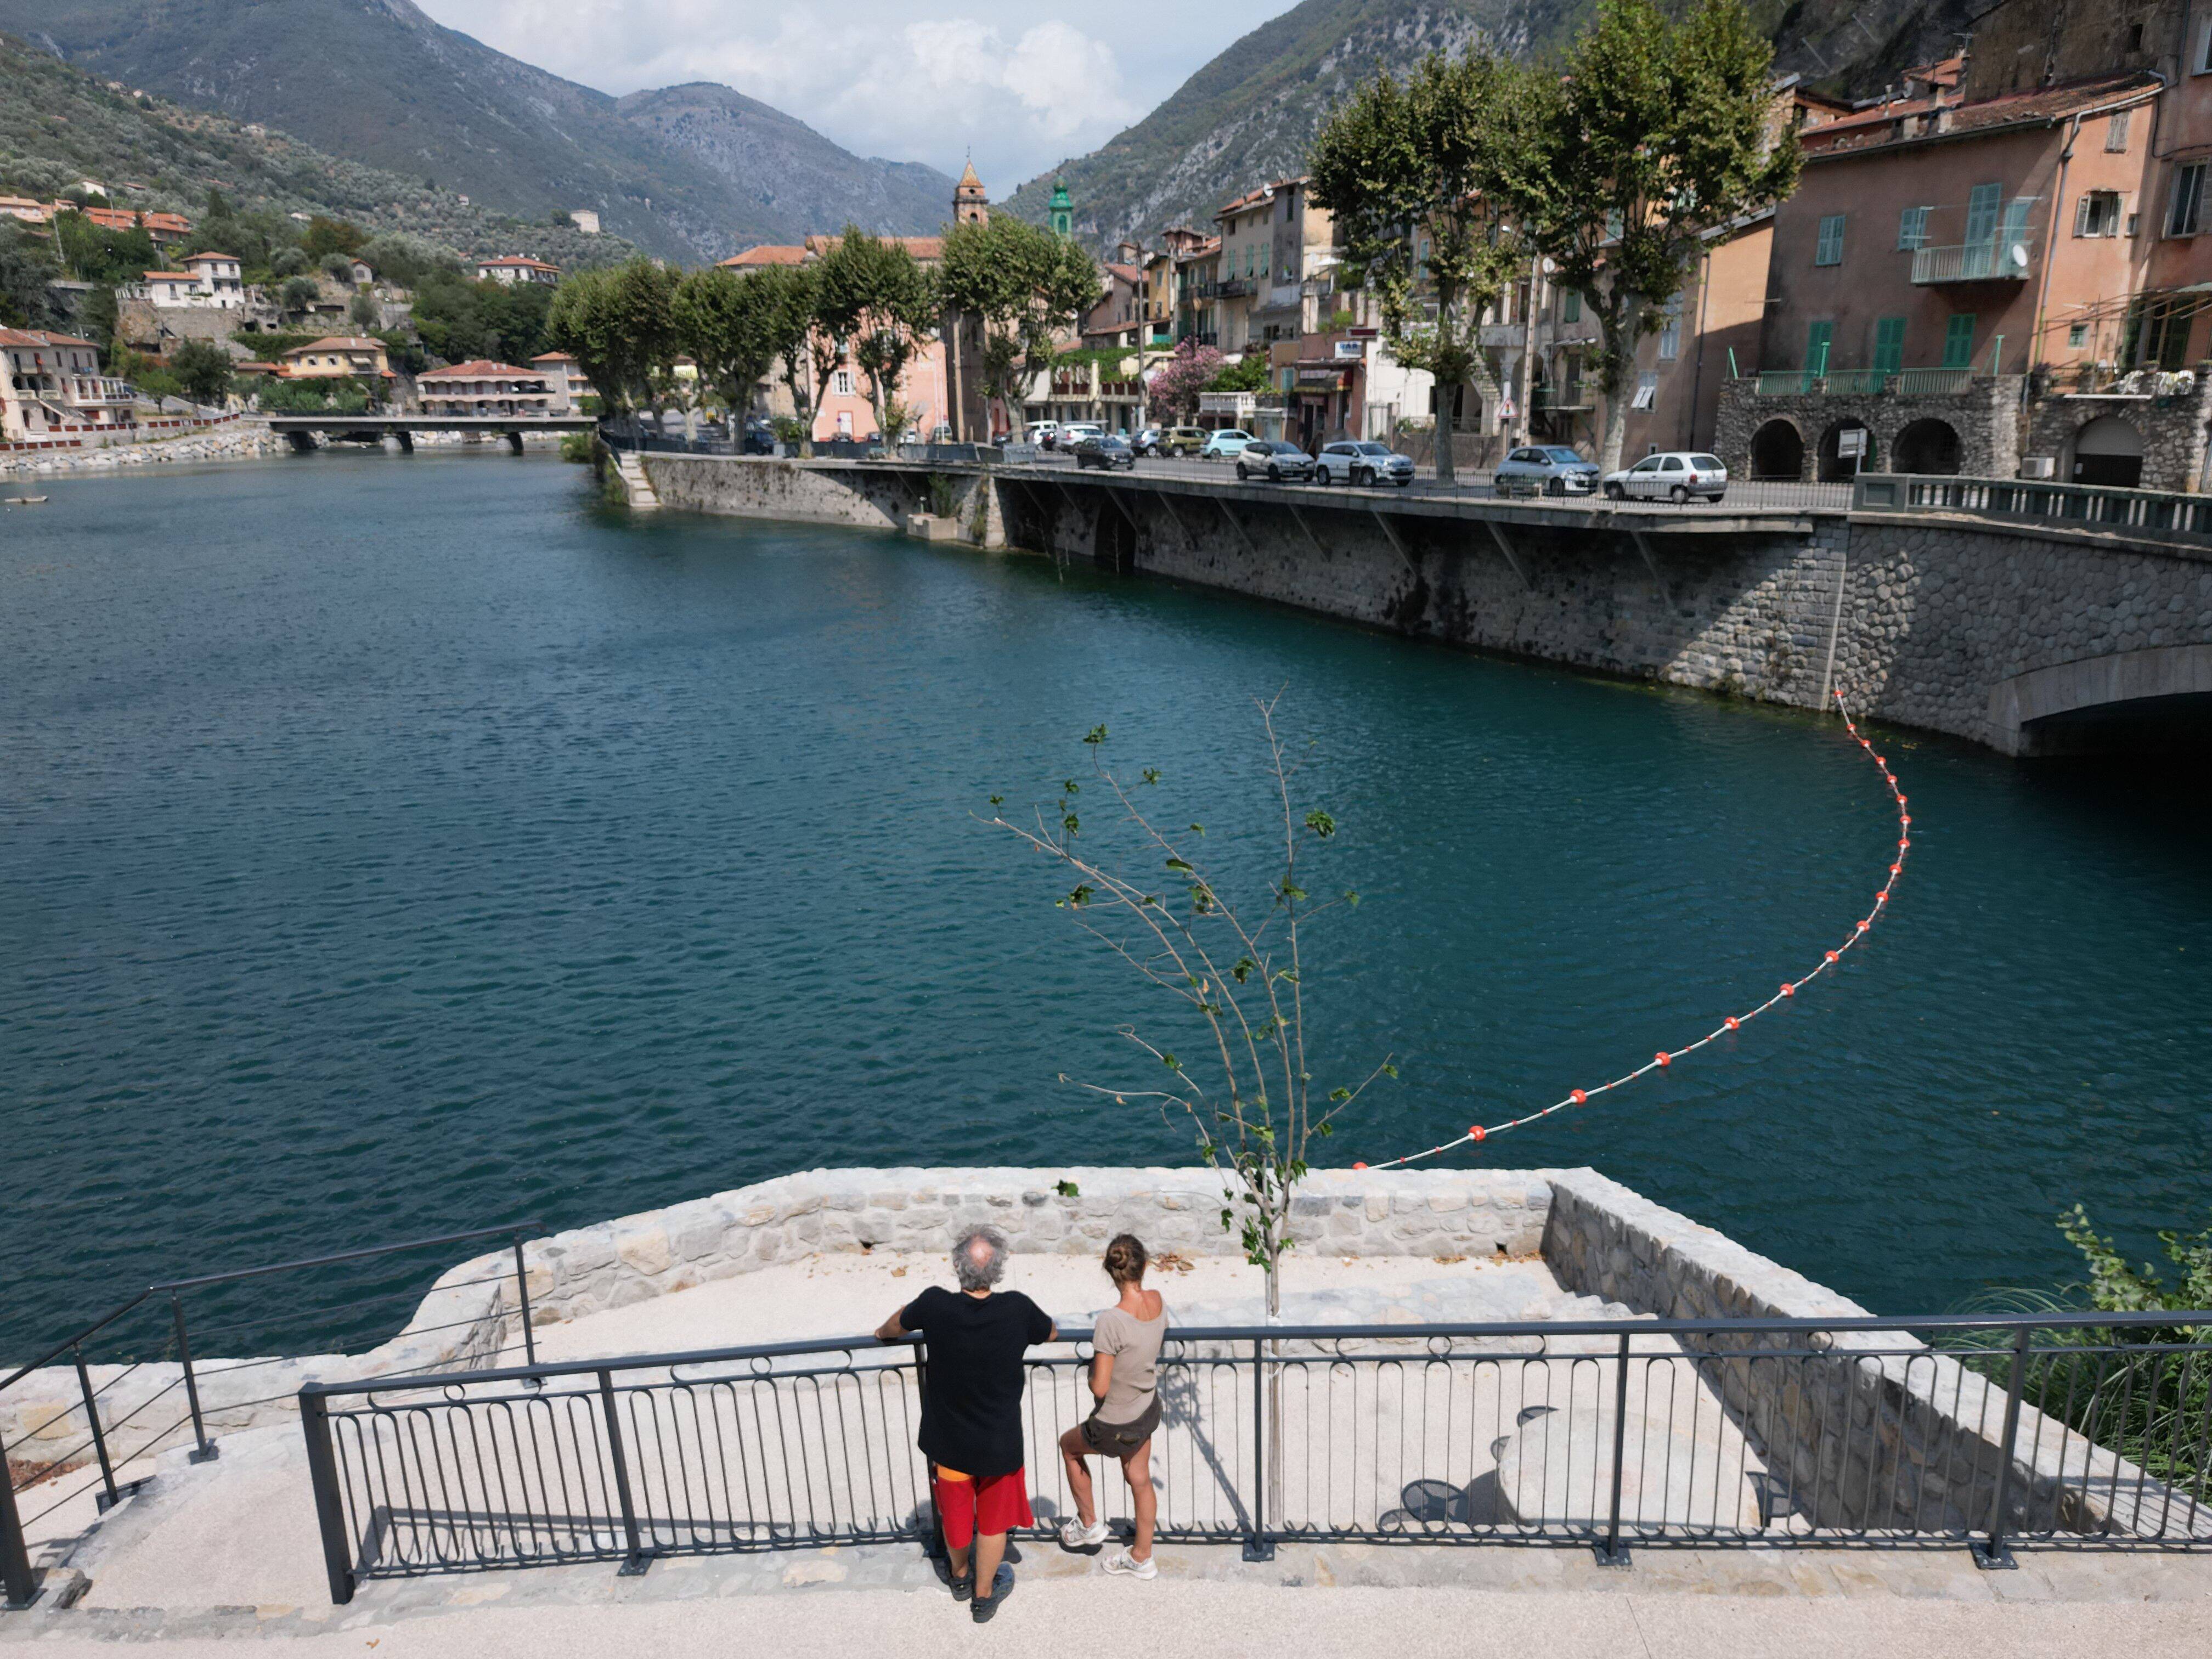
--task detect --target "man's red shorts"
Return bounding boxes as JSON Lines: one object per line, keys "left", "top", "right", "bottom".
{"left": 931, "top": 1466, "right": 1033, "bottom": 1549}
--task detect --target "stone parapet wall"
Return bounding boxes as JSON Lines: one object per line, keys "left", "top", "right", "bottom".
{"left": 637, "top": 455, "right": 1005, "bottom": 548}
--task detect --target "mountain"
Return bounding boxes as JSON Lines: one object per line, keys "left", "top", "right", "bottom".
{"left": 615, "top": 84, "right": 955, "bottom": 243}
{"left": 0, "top": 0, "right": 957, "bottom": 263}
{"left": 0, "top": 30, "right": 631, "bottom": 270}
{"left": 1003, "top": 0, "right": 1973, "bottom": 246}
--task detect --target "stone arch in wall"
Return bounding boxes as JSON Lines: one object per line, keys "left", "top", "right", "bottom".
{"left": 1990, "top": 643, "right": 2212, "bottom": 756}
{"left": 2067, "top": 415, "right": 2145, "bottom": 487}
{"left": 1892, "top": 418, "right": 1962, "bottom": 476}
{"left": 1816, "top": 419, "right": 1877, "bottom": 482}
{"left": 1748, "top": 418, "right": 1806, "bottom": 481}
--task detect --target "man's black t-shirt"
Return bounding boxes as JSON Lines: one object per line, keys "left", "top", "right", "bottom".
{"left": 901, "top": 1286, "right": 1054, "bottom": 1477}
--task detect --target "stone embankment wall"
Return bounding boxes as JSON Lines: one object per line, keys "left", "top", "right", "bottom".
{"left": 625, "top": 456, "right": 2212, "bottom": 756}
{"left": 2, "top": 421, "right": 283, "bottom": 476}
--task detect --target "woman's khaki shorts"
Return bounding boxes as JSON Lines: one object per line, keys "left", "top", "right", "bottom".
{"left": 1078, "top": 1395, "right": 1161, "bottom": 1457}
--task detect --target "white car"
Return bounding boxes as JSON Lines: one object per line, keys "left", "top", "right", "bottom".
{"left": 1603, "top": 452, "right": 1729, "bottom": 503}
{"left": 1200, "top": 428, "right": 1256, "bottom": 460}
{"left": 1058, "top": 422, "right": 1105, "bottom": 449}
{"left": 1030, "top": 420, "right": 1061, "bottom": 448}
{"left": 1314, "top": 440, "right": 1415, "bottom": 487}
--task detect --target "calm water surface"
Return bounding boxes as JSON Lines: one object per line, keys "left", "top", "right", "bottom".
{"left": 4, "top": 452, "right": 2208, "bottom": 1353}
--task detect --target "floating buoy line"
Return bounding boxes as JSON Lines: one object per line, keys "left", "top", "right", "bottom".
{"left": 1355, "top": 690, "right": 1910, "bottom": 1170}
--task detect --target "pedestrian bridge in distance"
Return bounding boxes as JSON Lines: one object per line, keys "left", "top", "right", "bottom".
{"left": 266, "top": 415, "right": 596, "bottom": 454}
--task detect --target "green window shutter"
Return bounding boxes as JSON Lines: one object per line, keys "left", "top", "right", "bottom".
{"left": 1807, "top": 320, "right": 1833, "bottom": 374}
{"left": 1965, "top": 183, "right": 2001, "bottom": 245}
{"left": 1873, "top": 317, "right": 1906, "bottom": 376}
{"left": 1563, "top": 290, "right": 1581, "bottom": 323}
{"left": 1815, "top": 214, "right": 1846, "bottom": 265}
{"left": 1942, "top": 313, "right": 1976, "bottom": 368}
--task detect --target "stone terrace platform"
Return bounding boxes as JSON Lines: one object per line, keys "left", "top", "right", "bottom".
{"left": 5, "top": 1169, "right": 2210, "bottom": 1653}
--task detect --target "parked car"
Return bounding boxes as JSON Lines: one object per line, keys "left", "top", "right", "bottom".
{"left": 1314, "top": 439, "right": 1415, "bottom": 487}
{"left": 1493, "top": 445, "right": 1601, "bottom": 497}
{"left": 1602, "top": 452, "right": 1730, "bottom": 503}
{"left": 1074, "top": 433, "right": 1136, "bottom": 471}
{"left": 1201, "top": 428, "right": 1257, "bottom": 460}
{"left": 1031, "top": 420, "right": 1062, "bottom": 449}
{"left": 1131, "top": 425, "right": 1163, "bottom": 456}
{"left": 1235, "top": 439, "right": 1316, "bottom": 482}
{"left": 1058, "top": 422, "right": 1105, "bottom": 450}
{"left": 1160, "top": 425, "right": 1209, "bottom": 457}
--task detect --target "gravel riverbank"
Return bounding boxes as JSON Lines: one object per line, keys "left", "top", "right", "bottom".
{"left": 3, "top": 424, "right": 568, "bottom": 478}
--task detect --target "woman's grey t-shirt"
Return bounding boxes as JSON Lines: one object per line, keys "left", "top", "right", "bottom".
{"left": 1093, "top": 1305, "right": 1167, "bottom": 1424}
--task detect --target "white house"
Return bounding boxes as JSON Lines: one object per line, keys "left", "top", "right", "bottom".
{"left": 1, "top": 327, "right": 137, "bottom": 443}
{"left": 137, "top": 252, "right": 246, "bottom": 310}
{"left": 183, "top": 251, "right": 244, "bottom": 303}
{"left": 475, "top": 256, "right": 561, "bottom": 287}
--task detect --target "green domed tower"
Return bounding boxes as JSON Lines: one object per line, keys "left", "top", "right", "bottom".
{"left": 1049, "top": 177, "right": 1073, "bottom": 239}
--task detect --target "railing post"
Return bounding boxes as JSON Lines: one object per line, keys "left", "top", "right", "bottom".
{"left": 1242, "top": 1336, "right": 1273, "bottom": 1562}
{"left": 1971, "top": 1324, "right": 2032, "bottom": 1570}
{"left": 170, "top": 1294, "right": 217, "bottom": 1463}
{"left": 510, "top": 1235, "right": 539, "bottom": 1373}
{"left": 298, "top": 1390, "right": 356, "bottom": 1605}
{"left": 71, "top": 1347, "right": 120, "bottom": 1513}
{"left": 1594, "top": 1330, "right": 1633, "bottom": 1566}
{"left": 596, "top": 1370, "right": 650, "bottom": 1576}
{"left": 1, "top": 1456, "right": 39, "bottom": 1610}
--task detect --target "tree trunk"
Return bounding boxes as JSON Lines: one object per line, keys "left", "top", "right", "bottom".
{"left": 1434, "top": 383, "right": 1460, "bottom": 487}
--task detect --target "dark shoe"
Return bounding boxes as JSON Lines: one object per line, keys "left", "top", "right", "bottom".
{"left": 932, "top": 1555, "right": 973, "bottom": 1600}
{"left": 970, "top": 1564, "right": 1014, "bottom": 1623}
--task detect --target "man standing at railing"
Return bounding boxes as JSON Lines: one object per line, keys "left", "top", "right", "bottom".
{"left": 877, "top": 1226, "right": 1056, "bottom": 1623}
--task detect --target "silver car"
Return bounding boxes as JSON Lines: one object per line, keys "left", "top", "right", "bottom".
{"left": 1493, "top": 445, "right": 1600, "bottom": 498}
{"left": 1603, "top": 452, "right": 1729, "bottom": 504}
{"left": 1314, "top": 440, "right": 1415, "bottom": 487}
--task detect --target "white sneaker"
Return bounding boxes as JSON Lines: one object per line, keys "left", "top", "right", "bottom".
{"left": 1058, "top": 1516, "right": 1110, "bottom": 1549}
{"left": 1102, "top": 1549, "right": 1158, "bottom": 1579}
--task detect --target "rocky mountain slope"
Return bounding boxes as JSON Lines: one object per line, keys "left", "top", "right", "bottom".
{"left": 0, "top": 0, "right": 956, "bottom": 262}
{"left": 1004, "top": 0, "right": 1977, "bottom": 245}
{"left": 0, "top": 30, "right": 629, "bottom": 270}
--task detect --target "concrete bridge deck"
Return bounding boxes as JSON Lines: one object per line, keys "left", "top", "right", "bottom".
{"left": 615, "top": 449, "right": 2212, "bottom": 759}
{"left": 268, "top": 416, "right": 595, "bottom": 455}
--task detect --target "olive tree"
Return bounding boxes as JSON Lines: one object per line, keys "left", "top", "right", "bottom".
{"left": 1516, "top": 0, "right": 1799, "bottom": 472}
{"left": 1308, "top": 52, "right": 1538, "bottom": 486}
{"left": 986, "top": 698, "right": 1395, "bottom": 1314}
{"left": 939, "top": 215, "right": 1098, "bottom": 441}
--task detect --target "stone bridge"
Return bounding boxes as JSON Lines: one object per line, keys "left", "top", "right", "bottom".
{"left": 617, "top": 450, "right": 2212, "bottom": 758}
{"left": 268, "top": 415, "right": 596, "bottom": 454}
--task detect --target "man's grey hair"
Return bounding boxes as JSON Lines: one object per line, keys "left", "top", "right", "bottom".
{"left": 952, "top": 1226, "right": 1009, "bottom": 1291}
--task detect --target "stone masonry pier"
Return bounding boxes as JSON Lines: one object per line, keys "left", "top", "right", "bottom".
{"left": 621, "top": 452, "right": 2212, "bottom": 757}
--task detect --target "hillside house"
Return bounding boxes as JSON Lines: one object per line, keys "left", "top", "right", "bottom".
{"left": 475, "top": 256, "right": 560, "bottom": 286}
{"left": 1, "top": 327, "right": 137, "bottom": 443}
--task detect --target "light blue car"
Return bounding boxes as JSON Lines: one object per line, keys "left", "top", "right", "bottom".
{"left": 1200, "top": 428, "right": 1256, "bottom": 460}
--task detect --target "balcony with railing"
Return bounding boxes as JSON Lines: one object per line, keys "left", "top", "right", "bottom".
{"left": 1910, "top": 236, "right": 2036, "bottom": 285}
{"left": 1748, "top": 366, "right": 1979, "bottom": 397}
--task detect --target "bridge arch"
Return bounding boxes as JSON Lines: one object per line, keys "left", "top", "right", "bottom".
{"left": 1989, "top": 643, "right": 2212, "bottom": 755}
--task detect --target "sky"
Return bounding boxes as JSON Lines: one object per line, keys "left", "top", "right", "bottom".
{"left": 413, "top": 2, "right": 1307, "bottom": 192}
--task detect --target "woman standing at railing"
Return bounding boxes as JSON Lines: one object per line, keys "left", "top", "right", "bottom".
{"left": 1056, "top": 1234, "right": 1166, "bottom": 1579}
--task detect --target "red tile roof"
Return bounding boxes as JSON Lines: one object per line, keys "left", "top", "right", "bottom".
{"left": 184, "top": 251, "right": 241, "bottom": 262}
{"left": 477, "top": 255, "right": 559, "bottom": 271}
{"left": 719, "top": 244, "right": 810, "bottom": 268}
{"left": 419, "top": 359, "right": 538, "bottom": 378}
{"left": 0, "top": 327, "right": 99, "bottom": 351}
{"left": 1805, "top": 71, "right": 2158, "bottom": 156}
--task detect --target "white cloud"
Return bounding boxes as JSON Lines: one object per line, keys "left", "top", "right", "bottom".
{"left": 412, "top": 2, "right": 1293, "bottom": 189}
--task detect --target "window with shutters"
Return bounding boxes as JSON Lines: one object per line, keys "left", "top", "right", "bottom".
{"left": 1872, "top": 317, "right": 1906, "bottom": 376}
{"left": 1561, "top": 290, "right": 1581, "bottom": 323}
{"left": 1815, "top": 214, "right": 1846, "bottom": 266}
{"left": 1657, "top": 297, "right": 1680, "bottom": 360}
{"left": 1942, "top": 313, "right": 1976, "bottom": 369}
{"left": 2107, "top": 110, "right": 2132, "bottom": 151}
{"left": 832, "top": 368, "right": 854, "bottom": 396}
{"left": 1897, "top": 206, "right": 1932, "bottom": 250}
{"left": 2169, "top": 163, "right": 2206, "bottom": 236}
{"left": 1806, "top": 319, "right": 1833, "bottom": 374}
{"left": 2076, "top": 190, "right": 2122, "bottom": 237}
{"left": 1630, "top": 373, "right": 1658, "bottom": 410}
{"left": 2068, "top": 323, "right": 2089, "bottom": 347}
{"left": 2196, "top": 21, "right": 2212, "bottom": 74}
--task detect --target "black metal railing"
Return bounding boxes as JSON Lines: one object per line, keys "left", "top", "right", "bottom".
{"left": 2, "top": 1223, "right": 538, "bottom": 1610}
{"left": 296, "top": 1310, "right": 2212, "bottom": 1604}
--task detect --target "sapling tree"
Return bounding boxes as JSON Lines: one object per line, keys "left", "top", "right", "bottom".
{"left": 987, "top": 697, "right": 1395, "bottom": 1315}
